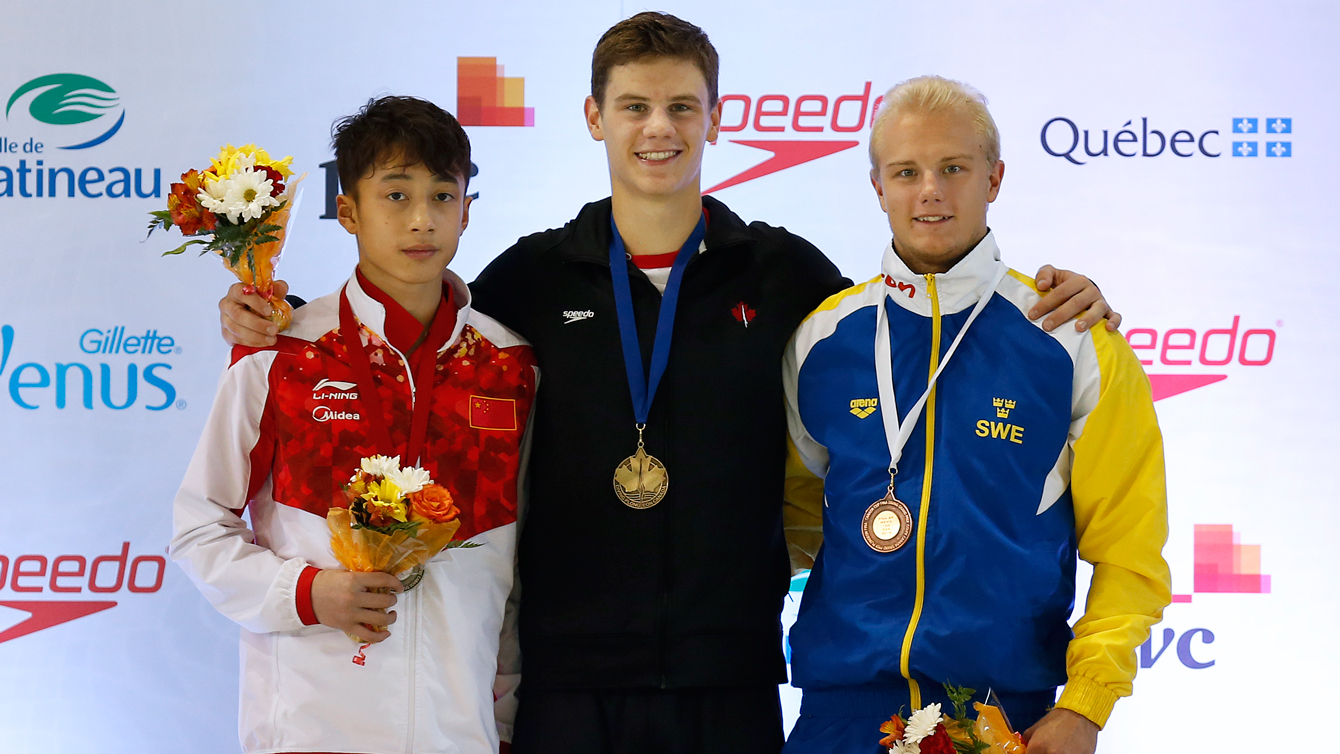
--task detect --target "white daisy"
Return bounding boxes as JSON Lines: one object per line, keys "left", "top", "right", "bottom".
{"left": 361, "top": 455, "right": 401, "bottom": 479}
{"left": 904, "top": 703, "right": 942, "bottom": 744}
{"left": 218, "top": 166, "right": 280, "bottom": 223}
{"left": 386, "top": 464, "right": 432, "bottom": 495}
{"left": 889, "top": 741, "right": 920, "bottom": 754}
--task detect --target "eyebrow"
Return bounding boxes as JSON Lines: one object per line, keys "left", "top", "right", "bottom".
{"left": 883, "top": 154, "right": 977, "bottom": 169}
{"left": 378, "top": 172, "right": 459, "bottom": 186}
{"left": 613, "top": 93, "right": 703, "bottom": 104}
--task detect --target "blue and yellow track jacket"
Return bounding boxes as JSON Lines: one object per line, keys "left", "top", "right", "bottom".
{"left": 782, "top": 233, "right": 1171, "bottom": 727}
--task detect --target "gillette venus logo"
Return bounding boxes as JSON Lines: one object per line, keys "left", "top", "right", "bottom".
{"left": 1, "top": 73, "right": 163, "bottom": 199}
{"left": 1041, "top": 116, "right": 1294, "bottom": 165}
{"left": 0, "top": 543, "right": 164, "bottom": 644}
{"left": 703, "top": 82, "right": 881, "bottom": 194}
{"left": 1123, "top": 316, "right": 1278, "bottom": 402}
{"left": 0, "top": 325, "right": 181, "bottom": 411}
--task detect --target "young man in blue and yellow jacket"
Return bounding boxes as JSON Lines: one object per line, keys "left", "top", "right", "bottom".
{"left": 781, "top": 76, "right": 1171, "bottom": 754}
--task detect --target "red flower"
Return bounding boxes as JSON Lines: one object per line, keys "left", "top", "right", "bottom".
{"left": 258, "top": 165, "right": 285, "bottom": 197}
{"left": 167, "top": 169, "right": 216, "bottom": 235}
{"left": 918, "top": 725, "right": 956, "bottom": 754}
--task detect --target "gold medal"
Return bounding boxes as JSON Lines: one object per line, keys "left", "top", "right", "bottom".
{"left": 614, "top": 446, "right": 669, "bottom": 509}
{"left": 862, "top": 491, "right": 913, "bottom": 553}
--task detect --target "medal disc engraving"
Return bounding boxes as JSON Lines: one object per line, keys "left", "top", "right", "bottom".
{"left": 614, "top": 446, "right": 669, "bottom": 509}
{"left": 862, "top": 494, "right": 913, "bottom": 552}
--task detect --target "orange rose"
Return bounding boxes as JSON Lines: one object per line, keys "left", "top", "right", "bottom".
{"left": 408, "top": 484, "right": 458, "bottom": 523}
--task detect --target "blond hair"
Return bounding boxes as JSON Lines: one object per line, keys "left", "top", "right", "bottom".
{"left": 868, "top": 75, "right": 1000, "bottom": 172}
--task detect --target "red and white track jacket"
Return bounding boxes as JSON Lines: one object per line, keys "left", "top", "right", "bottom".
{"left": 171, "top": 270, "right": 537, "bottom": 754}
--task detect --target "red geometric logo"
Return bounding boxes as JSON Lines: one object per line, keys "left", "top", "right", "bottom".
{"left": 457, "top": 57, "right": 534, "bottom": 127}
{"left": 1170, "top": 524, "right": 1271, "bottom": 603}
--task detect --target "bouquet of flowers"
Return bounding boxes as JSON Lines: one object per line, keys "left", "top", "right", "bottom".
{"left": 879, "top": 684, "right": 1026, "bottom": 754}
{"left": 146, "top": 144, "right": 304, "bottom": 331}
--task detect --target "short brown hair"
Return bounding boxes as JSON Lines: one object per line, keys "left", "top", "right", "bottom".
{"left": 591, "top": 12, "right": 719, "bottom": 108}
{"left": 331, "top": 95, "right": 472, "bottom": 196}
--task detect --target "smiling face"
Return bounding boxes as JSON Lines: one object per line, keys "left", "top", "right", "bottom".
{"left": 870, "top": 108, "right": 1004, "bottom": 274}
{"left": 336, "top": 158, "right": 470, "bottom": 302}
{"left": 585, "top": 57, "right": 722, "bottom": 203}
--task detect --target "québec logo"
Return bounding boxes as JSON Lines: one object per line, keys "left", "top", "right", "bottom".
{"left": 1124, "top": 315, "right": 1277, "bottom": 401}
{"left": 705, "top": 82, "right": 882, "bottom": 193}
{"left": 0, "top": 543, "right": 165, "bottom": 644}
{"left": 0, "top": 324, "right": 181, "bottom": 411}
{"left": 2, "top": 73, "right": 161, "bottom": 199}
{"left": 1041, "top": 115, "right": 1294, "bottom": 165}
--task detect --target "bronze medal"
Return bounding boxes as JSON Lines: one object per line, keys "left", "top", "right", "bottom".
{"left": 861, "top": 492, "right": 913, "bottom": 553}
{"left": 614, "top": 445, "right": 669, "bottom": 509}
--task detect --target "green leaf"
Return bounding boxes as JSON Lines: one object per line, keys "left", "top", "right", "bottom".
{"left": 161, "top": 239, "right": 207, "bottom": 256}
{"left": 443, "top": 540, "right": 483, "bottom": 549}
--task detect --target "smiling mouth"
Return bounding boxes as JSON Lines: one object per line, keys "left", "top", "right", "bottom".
{"left": 402, "top": 246, "right": 439, "bottom": 256}
{"left": 915, "top": 216, "right": 952, "bottom": 223}
{"left": 637, "top": 150, "right": 681, "bottom": 162}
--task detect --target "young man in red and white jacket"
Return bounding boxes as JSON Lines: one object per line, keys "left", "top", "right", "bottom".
{"left": 171, "top": 96, "right": 537, "bottom": 754}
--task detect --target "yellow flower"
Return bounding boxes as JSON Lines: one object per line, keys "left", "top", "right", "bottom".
{"left": 209, "top": 143, "right": 295, "bottom": 180}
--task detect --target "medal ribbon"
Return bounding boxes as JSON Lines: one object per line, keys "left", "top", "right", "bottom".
{"left": 608, "top": 212, "right": 707, "bottom": 425}
{"left": 874, "top": 264, "right": 1008, "bottom": 482}
{"left": 339, "top": 286, "right": 439, "bottom": 466}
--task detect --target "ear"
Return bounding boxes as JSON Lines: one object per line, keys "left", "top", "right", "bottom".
{"left": 335, "top": 193, "right": 358, "bottom": 235}
{"left": 458, "top": 195, "right": 472, "bottom": 235}
{"left": 584, "top": 95, "right": 604, "bottom": 142}
{"left": 707, "top": 98, "right": 723, "bottom": 143}
{"left": 986, "top": 159, "right": 1004, "bottom": 203}
{"left": 870, "top": 170, "right": 888, "bottom": 214}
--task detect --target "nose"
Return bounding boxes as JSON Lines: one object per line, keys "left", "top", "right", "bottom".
{"left": 917, "top": 172, "right": 944, "bottom": 202}
{"left": 408, "top": 197, "right": 436, "bottom": 232}
{"left": 643, "top": 106, "right": 674, "bottom": 138}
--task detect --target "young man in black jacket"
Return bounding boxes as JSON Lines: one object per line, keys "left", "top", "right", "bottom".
{"left": 219, "top": 13, "right": 1118, "bottom": 753}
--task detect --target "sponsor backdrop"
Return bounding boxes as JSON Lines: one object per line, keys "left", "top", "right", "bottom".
{"left": 1, "top": 1, "right": 1334, "bottom": 751}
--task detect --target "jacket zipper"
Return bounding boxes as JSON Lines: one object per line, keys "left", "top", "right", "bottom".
{"left": 899, "top": 273, "right": 941, "bottom": 710}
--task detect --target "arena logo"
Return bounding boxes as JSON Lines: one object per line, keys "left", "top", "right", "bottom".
{"left": 704, "top": 82, "right": 883, "bottom": 193}
{"left": 0, "top": 542, "right": 165, "bottom": 644}
{"left": 1040, "top": 116, "right": 1294, "bottom": 165}
{"left": 1, "top": 73, "right": 162, "bottom": 199}
{"left": 0, "top": 324, "right": 181, "bottom": 411}
{"left": 1123, "top": 315, "right": 1278, "bottom": 401}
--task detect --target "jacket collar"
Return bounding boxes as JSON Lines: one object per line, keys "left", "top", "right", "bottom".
{"left": 879, "top": 230, "right": 1006, "bottom": 317}
{"left": 343, "top": 268, "right": 474, "bottom": 355}
{"left": 557, "top": 195, "right": 756, "bottom": 265}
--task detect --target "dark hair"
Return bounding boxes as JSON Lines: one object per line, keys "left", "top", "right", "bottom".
{"left": 591, "top": 12, "right": 719, "bottom": 108}
{"left": 331, "top": 95, "right": 471, "bottom": 196}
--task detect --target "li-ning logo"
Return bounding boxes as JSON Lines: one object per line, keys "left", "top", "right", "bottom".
{"left": 993, "top": 398, "right": 1016, "bottom": 418}
{"left": 562, "top": 310, "right": 595, "bottom": 325}
{"left": 312, "top": 406, "right": 360, "bottom": 422}
{"left": 312, "top": 378, "right": 357, "bottom": 401}
{"left": 849, "top": 398, "right": 877, "bottom": 419}
{"left": 5, "top": 74, "right": 125, "bottom": 150}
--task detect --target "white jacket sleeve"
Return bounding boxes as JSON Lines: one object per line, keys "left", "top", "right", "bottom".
{"left": 169, "top": 351, "right": 310, "bottom": 635}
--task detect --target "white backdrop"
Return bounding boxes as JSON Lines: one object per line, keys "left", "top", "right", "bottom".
{"left": 1, "top": 1, "right": 1334, "bottom": 751}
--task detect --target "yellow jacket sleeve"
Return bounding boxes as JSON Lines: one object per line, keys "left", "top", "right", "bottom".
{"left": 784, "top": 435, "right": 825, "bottom": 572}
{"left": 1056, "top": 327, "right": 1173, "bottom": 728}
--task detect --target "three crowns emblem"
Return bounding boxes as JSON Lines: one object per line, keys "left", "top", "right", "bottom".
{"left": 993, "top": 398, "right": 1017, "bottom": 418}
{"left": 850, "top": 398, "right": 878, "bottom": 419}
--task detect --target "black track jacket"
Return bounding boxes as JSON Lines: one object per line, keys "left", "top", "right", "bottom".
{"left": 470, "top": 196, "right": 849, "bottom": 690}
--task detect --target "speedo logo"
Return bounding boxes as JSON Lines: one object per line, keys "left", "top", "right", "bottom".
{"left": 563, "top": 310, "right": 595, "bottom": 324}
{"left": 849, "top": 398, "right": 878, "bottom": 418}
{"left": 312, "top": 378, "right": 357, "bottom": 401}
{"left": 706, "top": 82, "right": 882, "bottom": 194}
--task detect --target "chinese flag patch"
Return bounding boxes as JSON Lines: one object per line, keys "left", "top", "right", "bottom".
{"left": 469, "top": 395, "right": 518, "bottom": 430}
